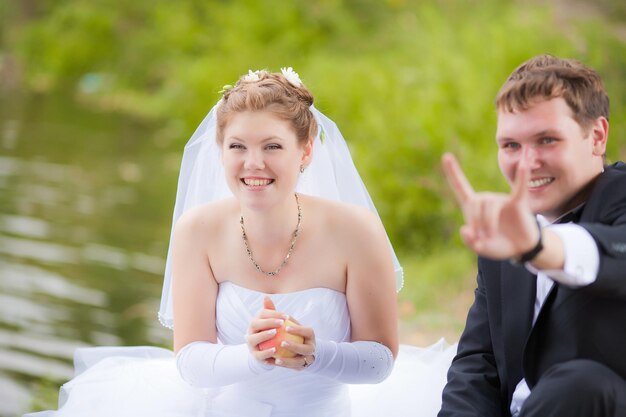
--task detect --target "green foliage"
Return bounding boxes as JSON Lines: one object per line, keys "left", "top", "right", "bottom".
{"left": 6, "top": 0, "right": 626, "bottom": 271}
{"left": 399, "top": 246, "right": 476, "bottom": 313}
{"left": 28, "top": 375, "right": 65, "bottom": 412}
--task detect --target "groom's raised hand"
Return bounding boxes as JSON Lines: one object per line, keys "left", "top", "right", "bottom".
{"left": 441, "top": 152, "right": 540, "bottom": 261}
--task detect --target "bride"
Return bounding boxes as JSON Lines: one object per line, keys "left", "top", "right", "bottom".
{"left": 26, "top": 68, "right": 455, "bottom": 417}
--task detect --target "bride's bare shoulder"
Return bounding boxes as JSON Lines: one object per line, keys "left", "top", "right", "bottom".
{"left": 303, "top": 195, "right": 382, "bottom": 235}
{"left": 174, "top": 198, "right": 238, "bottom": 236}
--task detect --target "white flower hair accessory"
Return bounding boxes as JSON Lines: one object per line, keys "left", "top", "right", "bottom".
{"left": 281, "top": 67, "right": 302, "bottom": 87}
{"left": 243, "top": 70, "right": 262, "bottom": 82}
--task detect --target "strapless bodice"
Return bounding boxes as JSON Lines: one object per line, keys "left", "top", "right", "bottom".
{"left": 216, "top": 281, "right": 351, "bottom": 344}
{"left": 211, "top": 281, "right": 352, "bottom": 417}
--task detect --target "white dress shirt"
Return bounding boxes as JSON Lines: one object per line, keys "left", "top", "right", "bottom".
{"left": 509, "top": 216, "right": 600, "bottom": 416}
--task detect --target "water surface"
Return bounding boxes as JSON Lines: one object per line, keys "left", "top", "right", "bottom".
{"left": 0, "top": 91, "right": 182, "bottom": 416}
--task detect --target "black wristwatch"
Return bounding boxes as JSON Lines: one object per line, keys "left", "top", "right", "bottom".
{"left": 510, "top": 220, "right": 543, "bottom": 266}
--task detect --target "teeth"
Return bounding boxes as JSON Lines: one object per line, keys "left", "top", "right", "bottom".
{"left": 244, "top": 178, "right": 272, "bottom": 186}
{"left": 528, "top": 178, "right": 553, "bottom": 188}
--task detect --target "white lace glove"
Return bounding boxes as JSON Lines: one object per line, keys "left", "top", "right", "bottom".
{"left": 305, "top": 339, "right": 394, "bottom": 384}
{"left": 176, "top": 341, "right": 272, "bottom": 388}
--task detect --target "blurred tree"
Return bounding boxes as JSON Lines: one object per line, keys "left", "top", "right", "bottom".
{"left": 5, "top": 0, "right": 626, "bottom": 253}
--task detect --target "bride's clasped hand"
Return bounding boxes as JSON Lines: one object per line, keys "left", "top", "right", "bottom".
{"left": 250, "top": 297, "right": 311, "bottom": 365}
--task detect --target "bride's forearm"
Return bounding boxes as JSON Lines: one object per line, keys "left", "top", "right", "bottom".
{"left": 305, "top": 339, "right": 394, "bottom": 384}
{"left": 176, "top": 341, "right": 271, "bottom": 388}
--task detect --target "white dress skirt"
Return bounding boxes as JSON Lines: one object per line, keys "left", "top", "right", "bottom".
{"left": 25, "top": 282, "right": 457, "bottom": 417}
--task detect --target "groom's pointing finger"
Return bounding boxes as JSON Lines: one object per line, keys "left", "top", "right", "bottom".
{"left": 511, "top": 146, "right": 531, "bottom": 203}
{"left": 442, "top": 153, "right": 475, "bottom": 204}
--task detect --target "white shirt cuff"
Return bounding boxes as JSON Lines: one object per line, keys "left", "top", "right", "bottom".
{"left": 525, "top": 223, "right": 599, "bottom": 287}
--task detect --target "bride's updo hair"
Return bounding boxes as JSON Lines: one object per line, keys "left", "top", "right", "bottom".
{"left": 216, "top": 70, "right": 317, "bottom": 146}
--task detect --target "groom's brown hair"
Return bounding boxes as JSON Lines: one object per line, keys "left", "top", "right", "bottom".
{"left": 495, "top": 54, "right": 609, "bottom": 133}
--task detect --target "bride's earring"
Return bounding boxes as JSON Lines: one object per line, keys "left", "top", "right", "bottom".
{"left": 300, "top": 164, "right": 305, "bottom": 173}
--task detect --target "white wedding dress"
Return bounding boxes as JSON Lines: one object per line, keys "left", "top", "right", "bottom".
{"left": 26, "top": 282, "right": 456, "bottom": 417}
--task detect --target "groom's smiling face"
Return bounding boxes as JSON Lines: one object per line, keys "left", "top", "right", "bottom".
{"left": 496, "top": 97, "right": 606, "bottom": 221}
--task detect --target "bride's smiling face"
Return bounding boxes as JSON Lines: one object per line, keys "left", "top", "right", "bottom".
{"left": 221, "top": 110, "right": 312, "bottom": 209}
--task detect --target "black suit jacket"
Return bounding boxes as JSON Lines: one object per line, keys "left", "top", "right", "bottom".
{"left": 438, "top": 162, "right": 626, "bottom": 417}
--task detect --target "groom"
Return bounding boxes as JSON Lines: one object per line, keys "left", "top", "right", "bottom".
{"left": 439, "top": 54, "right": 626, "bottom": 417}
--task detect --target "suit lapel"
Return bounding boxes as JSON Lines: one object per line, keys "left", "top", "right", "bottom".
{"left": 521, "top": 204, "right": 582, "bottom": 385}
{"left": 501, "top": 262, "right": 536, "bottom": 388}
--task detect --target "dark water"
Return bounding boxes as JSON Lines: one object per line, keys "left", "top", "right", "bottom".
{"left": 0, "top": 91, "right": 184, "bottom": 416}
